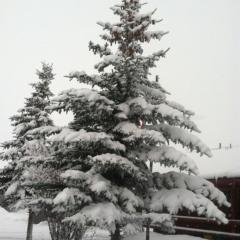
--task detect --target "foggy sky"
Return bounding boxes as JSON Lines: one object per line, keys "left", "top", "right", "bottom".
{"left": 0, "top": 0, "right": 239, "bottom": 171}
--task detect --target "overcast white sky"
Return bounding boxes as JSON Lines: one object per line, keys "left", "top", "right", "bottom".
{"left": 0, "top": 0, "right": 239, "bottom": 171}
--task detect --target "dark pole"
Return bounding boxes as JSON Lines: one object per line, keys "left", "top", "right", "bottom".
{"left": 146, "top": 217, "right": 150, "bottom": 240}
{"left": 111, "top": 223, "right": 121, "bottom": 240}
{"left": 26, "top": 209, "right": 33, "bottom": 240}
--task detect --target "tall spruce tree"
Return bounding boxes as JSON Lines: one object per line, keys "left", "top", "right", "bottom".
{"left": 27, "top": 1, "right": 229, "bottom": 239}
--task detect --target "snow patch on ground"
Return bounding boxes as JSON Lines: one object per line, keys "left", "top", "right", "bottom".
{"left": 124, "top": 232, "right": 205, "bottom": 240}
{"left": 0, "top": 208, "right": 205, "bottom": 240}
{"left": 0, "top": 207, "right": 50, "bottom": 240}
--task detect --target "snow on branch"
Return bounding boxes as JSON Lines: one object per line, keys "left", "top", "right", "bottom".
{"left": 122, "top": 223, "right": 143, "bottom": 237}
{"left": 149, "top": 80, "right": 170, "bottom": 95}
{"left": 26, "top": 126, "right": 62, "bottom": 136}
{"left": 89, "top": 153, "right": 145, "bottom": 180}
{"left": 0, "top": 165, "right": 14, "bottom": 185}
{"left": 119, "top": 187, "right": 144, "bottom": 214}
{"left": 5, "top": 181, "right": 19, "bottom": 196}
{"left": 100, "top": 33, "right": 116, "bottom": 44}
{"left": 136, "top": 83, "right": 167, "bottom": 102}
{"left": 50, "top": 128, "right": 107, "bottom": 143}
{"left": 21, "top": 166, "right": 60, "bottom": 186}
{"left": 143, "top": 48, "right": 170, "bottom": 66}
{"left": 95, "top": 54, "right": 122, "bottom": 72}
{"left": 134, "top": 9, "right": 157, "bottom": 22}
{"left": 166, "top": 100, "right": 195, "bottom": 116}
{"left": 153, "top": 171, "right": 230, "bottom": 207}
{"left": 50, "top": 128, "right": 126, "bottom": 152}
{"left": 65, "top": 72, "right": 103, "bottom": 87}
{"left": 61, "top": 170, "right": 87, "bottom": 181}
{"left": 103, "top": 139, "right": 127, "bottom": 152}
{"left": 155, "top": 104, "right": 200, "bottom": 133}
{"left": 87, "top": 174, "right": 118, "bottom": 203}
{"left": 130, "top": 21, "right": 151, "bottom": 34}
{"left": 0, "top": 147, "right": 19, "bottom": 161}
{"left": 63, "top": 202, "right": 126, "bottom": 233}
{"left": 142, "top": 213, "right": 174, "bottom": 233}
{"left": 22, "top": 139, "right": 50, "bottom": 159}
{"left": 53, "top": 188, "right": 92, "bottom": 213}
{"left": 143, "top": 31, "right": 168, "bottom": 42}
{"left": 60, "top": 171, "right": 144, "bottom": 213}
{"left": 110, "top": 6, "right": 125, "bottom": 16}
{"left": 60, "top": 169, "right": 132, "bottom": 208}
{"left": 89, "top": 41, "right": 112, "bottom": 57}
{"left": 97, "top": 21, "right": 124, "bottom": 35}
{"left": 30, "top": 198, "right": 53, "bottom": 208}
{"left": 148, "top": 124, "right": 212, "bottom": 157}
{"left": 117, "top": 97, "right": 200, "bottom": 132}
{"left": 130, "top": 145, "right": 199, "bottom": 175}
{"left": 1, "top": 140, "right": 16, "bottom": 149}
{"left": 150, "top": 189, "right": 228, "bottom": 224}
{"left": 113, "top": 121, "right": 166, "bottom": 144}
{"left": 51, "top": 88, "right": 114, "bottom": 112}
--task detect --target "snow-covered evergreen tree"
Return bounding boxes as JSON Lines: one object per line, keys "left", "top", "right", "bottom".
{"left": 0, "top": 62, "right": 55, "bottom": 211}
{"left": 27, "top": 1, "right": 229, "bottom": 239}
{"left": 0, "top": 63, "right": 61, "bottom": 240}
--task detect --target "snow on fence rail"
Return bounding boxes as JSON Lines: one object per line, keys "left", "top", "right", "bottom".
{"left": 173, "top": 215, "right": 240, "bottom": 224}
{"left": 174, "top": 226, "right": 240, "bottom": 238}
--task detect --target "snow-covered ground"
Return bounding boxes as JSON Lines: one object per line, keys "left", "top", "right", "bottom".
{"left": 84, "top": 231, "right": 205, "bottom": 240}
{"left": 0, "top": 208, "right": 50, "bottom": 240}
{"left": 0, "top": 208, "right": 205, "bottom": 240}
{"left": 124, "top": 232, "right": 204, "bottom": 240}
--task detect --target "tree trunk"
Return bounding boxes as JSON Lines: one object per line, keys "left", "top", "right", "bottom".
{"left": 146, "top": 160, "right": 153, "bottom": 240}
{"left": 111, "top": 224, "right": 121, "bottom": 240}
{"left": 146, "top": 220, "right": 150, "bottom": 240}
{"left": 26, "top": 209, "right": 33, "bottom": 240}
{"left": 149, "top": 162, "right": 153, "bottom": 172}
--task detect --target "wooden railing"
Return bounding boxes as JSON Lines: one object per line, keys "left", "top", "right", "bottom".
{"left": 159, "top": 215, "right": 240, "bottom": 239}
{"left": 173, "top": 215, "right": 240, "bottom": 224}
{"left": 174, "top": 226, "right": 240, "bottom": 238}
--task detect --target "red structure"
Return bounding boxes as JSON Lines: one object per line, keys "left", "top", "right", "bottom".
{"left": 175, "top": 176, "right": 240, "bottom": 239}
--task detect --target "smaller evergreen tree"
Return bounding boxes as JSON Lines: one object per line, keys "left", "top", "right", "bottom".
{"left": 0, "top": 63, "right": 87, "bottom": 240}
{"left": 0, "top": 63, "right": 57, "bottom": 240}
{"left": 0, "top": 62, "right": 55, "bottom": 210}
